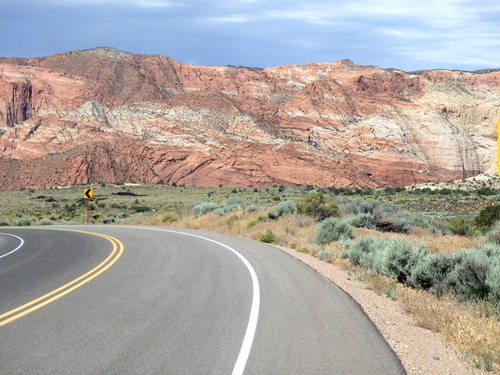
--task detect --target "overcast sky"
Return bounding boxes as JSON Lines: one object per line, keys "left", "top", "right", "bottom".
{"left": 1, "top": 0, "right": 499, "bottom": 71}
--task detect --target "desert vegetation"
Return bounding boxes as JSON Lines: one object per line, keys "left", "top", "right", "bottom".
{"left": 1, "top": 181, "right": 500, "bottom": 372}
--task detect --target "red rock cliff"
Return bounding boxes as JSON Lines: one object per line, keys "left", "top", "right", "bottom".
{"left": 0, "top": 47, "right": 497, "bottom": 189}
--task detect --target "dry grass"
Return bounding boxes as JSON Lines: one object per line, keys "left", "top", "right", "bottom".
{"left": 397, "top": 286, "right": 500, "bottom": 372}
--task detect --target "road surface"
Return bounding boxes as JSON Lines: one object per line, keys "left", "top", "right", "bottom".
{"left": 0, "top": 226, "right": 406, "bottom": 374}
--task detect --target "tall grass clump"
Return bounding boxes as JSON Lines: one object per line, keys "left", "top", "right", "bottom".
{"left": 315, "top": 217, "right": 355, "bottom": 245}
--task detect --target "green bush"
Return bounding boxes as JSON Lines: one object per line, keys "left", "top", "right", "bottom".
{"left": 383, "top": 239, "right": 427, "bottom": 283}
{"left": 245, "top": 204, "right": 258, "bottom": 213}
{"left": 447, "top": 217, "right": 471, "bottom": 236}
{"left": 341, "top": 236, "right": 387, "bottom": 275}
{"left": 340, "top": 234, "right": 500, "bottom": 305}
{"left": 0, "top": 220, "right": 10, "bottom": 226}
{"left": 487, "top": 221, "right": 500, "bottom": 244}
{"left": 247, "top": 216, "right": 267, "bottom": 228}
{"left": 317, "top": 249, "right": 331, "bottom": 261}
{"left": 192, "top": 201, "right": 217, "bottom": 217}
{"left": 344, "top": 212, "right": 376, "bottom": 229}
{"left": 268, "top": 211, "right": 278, "bottom": 220}
{"left": 315, "top": 217, "right": 355, "bottom": 245}
{"left": 162, "top": 214, "right": 178, "bottom": 223}
{"left": 476, "top": 187, "right": 496, "bottom": 196}
{"left": 297, "top": 193, "right": 338, "bottom": 221}
{"left": 102, "top": 216, "right": 116, "bottom": 224}
{"left": 475, "top": 205, "right": 500, "bottom": 229}
{"left": 372, "top": 206, "right": 411, "bottom": 233}
{"left": 131, "top": 205, "right": 152, "bottom": 213}
{"left": 408, "top": 252, "right": 458, "bottom": 290}
{"left": 37, "top": 219, "right": 54, "bottom": 226}
{"left": 445, "top": 250, "right": 491, "bottom": 301}
{"left": 16, "top": 218, "right": 34, "bottom": 226}
{"left": 258, "top": 230, "right": 276, "bottom": 243}
{"left": 273, "top": 200, "right": 296, "bottom": 217}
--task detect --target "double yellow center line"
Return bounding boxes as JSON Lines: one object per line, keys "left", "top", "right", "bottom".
{"left": 0, "top": 229, "right": 124, "bottom": 327}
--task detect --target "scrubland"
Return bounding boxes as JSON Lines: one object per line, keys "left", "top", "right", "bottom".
{"left": 1, "top": 182, "right": 500, "bottom": 372}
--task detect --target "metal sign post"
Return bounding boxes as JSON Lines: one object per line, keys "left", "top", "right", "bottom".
{"left": 84, "top": 189, "right": 93, "bottom": 225}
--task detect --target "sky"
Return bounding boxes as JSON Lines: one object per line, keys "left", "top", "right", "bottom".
{"left": 1, "top": 0, "right": 500, "bottom": 71}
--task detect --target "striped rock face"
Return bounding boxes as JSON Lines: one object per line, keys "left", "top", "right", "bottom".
{"left": 0, "top": 48, "right": 498, "bottom": 189}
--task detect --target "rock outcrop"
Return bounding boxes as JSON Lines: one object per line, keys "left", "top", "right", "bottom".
{"left": 0, "top": 47, "right": 498, "bottom": 189}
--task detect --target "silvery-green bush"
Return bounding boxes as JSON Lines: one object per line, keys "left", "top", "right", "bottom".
{"left": 273, "top": 200, "right": 296, "bottom": 217}
{"left": 315, "top": 217, "right": 355, "bottom": 245}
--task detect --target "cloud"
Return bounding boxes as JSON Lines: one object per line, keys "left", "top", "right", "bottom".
{"left": 1, "top": 0, "right": 499, "bottom": 70}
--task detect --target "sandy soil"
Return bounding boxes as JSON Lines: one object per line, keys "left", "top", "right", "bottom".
{"left": 274, "top": 245, "right": 490, "bottom": 375}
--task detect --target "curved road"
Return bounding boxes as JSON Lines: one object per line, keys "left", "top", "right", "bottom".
{"left": 0, "top": 226, "right": 406, "bottom": 374}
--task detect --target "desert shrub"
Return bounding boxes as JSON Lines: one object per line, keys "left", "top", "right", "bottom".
{"left": 59, "top": 219, "right": 78, "bottom": 225}
{"left": 247, "top": 216, "right": 267, "bottom": 228}
{"left": 476, "top": 187, "right": 496, "bottom": 196}
{"left": 16, "top": 218, "right": 34, "bottom": 226}
{"left": 102, "top": 216, "right": 116, "bottom": 224}
{"left": 297, "top": 193, "right": 338, "bottom": 221}
{"left": 192, "top": 201, "right": 217, "bottom": 217}
{"left": 0, "top": 220, "right": 10, "bottom": 226}
{"left": 317, "top": 249, "right": 331, "bottom": 261}
{"left": 258, "top": 230, "right": 276, "bottom": 243}
{"left": 273, "top": 200, "right": 296, "bottom": 217}
{"left": 444, "top": 250, "right": 491, "bottom": 301}
{"left": 315, "top": 217, "right": 355, "bottom": 245}
{"left": 373, "top": 207, "right": 411, "bottom": 233}
{"left": 447, "top": 217, "right": 472, "bottom": 236}
{"left": 344, "top": 212, "right": 376, "bottom": 229}
{"left": 341, "top": 236, "right": 387, "bottom": 275}
{"left": 268, "top": 211, "right": 278, "bottom": 220}
{"left": 245, "top": 204, "right": 258, "bottom": 213}
{"left": 383, "top": 238, "right": 427, "bottom": 284}
{"left": 131, "top": 205, "right": 151, "bottom": 213}
{"left": 487, "top": 221, "right": 500, "bottom": 244}
{"left": 162, "top": 214, "right": 178, "bottom": 223}
{"left": 37, "top": 219, "right": 54, "bottom": 226}
{"left": 213, "top": 208, "right": 225, "bottom": 216}
{"left": 337, "top": 197, "right": 375, "bottom": 215}
{"left": 408, "top": 252, "right": 458, "bottom": 291}
{"left": 486, "top": 261, "right": 500, "bottom": 304}
{"left": 475, "top": 204, "right": 500, "bottom": 229}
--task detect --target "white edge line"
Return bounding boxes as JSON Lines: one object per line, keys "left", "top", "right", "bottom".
{"left": 0, "top": 233, "right": 25, "bottom": 259}
{"left": 128, "top": 226, "right": 260, "bottom": 375}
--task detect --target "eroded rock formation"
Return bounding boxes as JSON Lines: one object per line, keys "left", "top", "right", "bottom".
{"left": 0, "top": 47, "right": 498, "bottom": 189}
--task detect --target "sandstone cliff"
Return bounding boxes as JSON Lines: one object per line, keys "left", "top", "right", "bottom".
{"left": 0, "top": 47, "right": 498, "bottom": 189}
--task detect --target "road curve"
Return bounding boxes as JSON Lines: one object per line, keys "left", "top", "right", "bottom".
{"left": 0, "top": 226, "right": 406, "bottom": 374}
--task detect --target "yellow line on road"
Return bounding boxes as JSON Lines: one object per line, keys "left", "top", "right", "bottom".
{"left": 0, "top": 229, "right": 124, "bottom": 327}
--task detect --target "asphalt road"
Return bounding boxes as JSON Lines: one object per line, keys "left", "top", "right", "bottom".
{"left": 0, "top": 226, "right": 406, "bottom": 374}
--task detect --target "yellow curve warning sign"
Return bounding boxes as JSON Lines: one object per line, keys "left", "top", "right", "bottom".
{"left": 84, "top": 188, "right": 93, "bottom": 200}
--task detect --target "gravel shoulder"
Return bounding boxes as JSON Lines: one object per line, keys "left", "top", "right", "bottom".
{"left": 274, "top": 245, "right": 490, "bottom": 375}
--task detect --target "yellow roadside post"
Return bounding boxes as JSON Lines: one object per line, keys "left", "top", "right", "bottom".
{"left": 84, "top": 188, "right": 93, "bottom": 224}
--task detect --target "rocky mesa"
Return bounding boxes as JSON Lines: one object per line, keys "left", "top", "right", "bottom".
{"left": 0, "top": 47, "right": 498, "bottom": 189}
